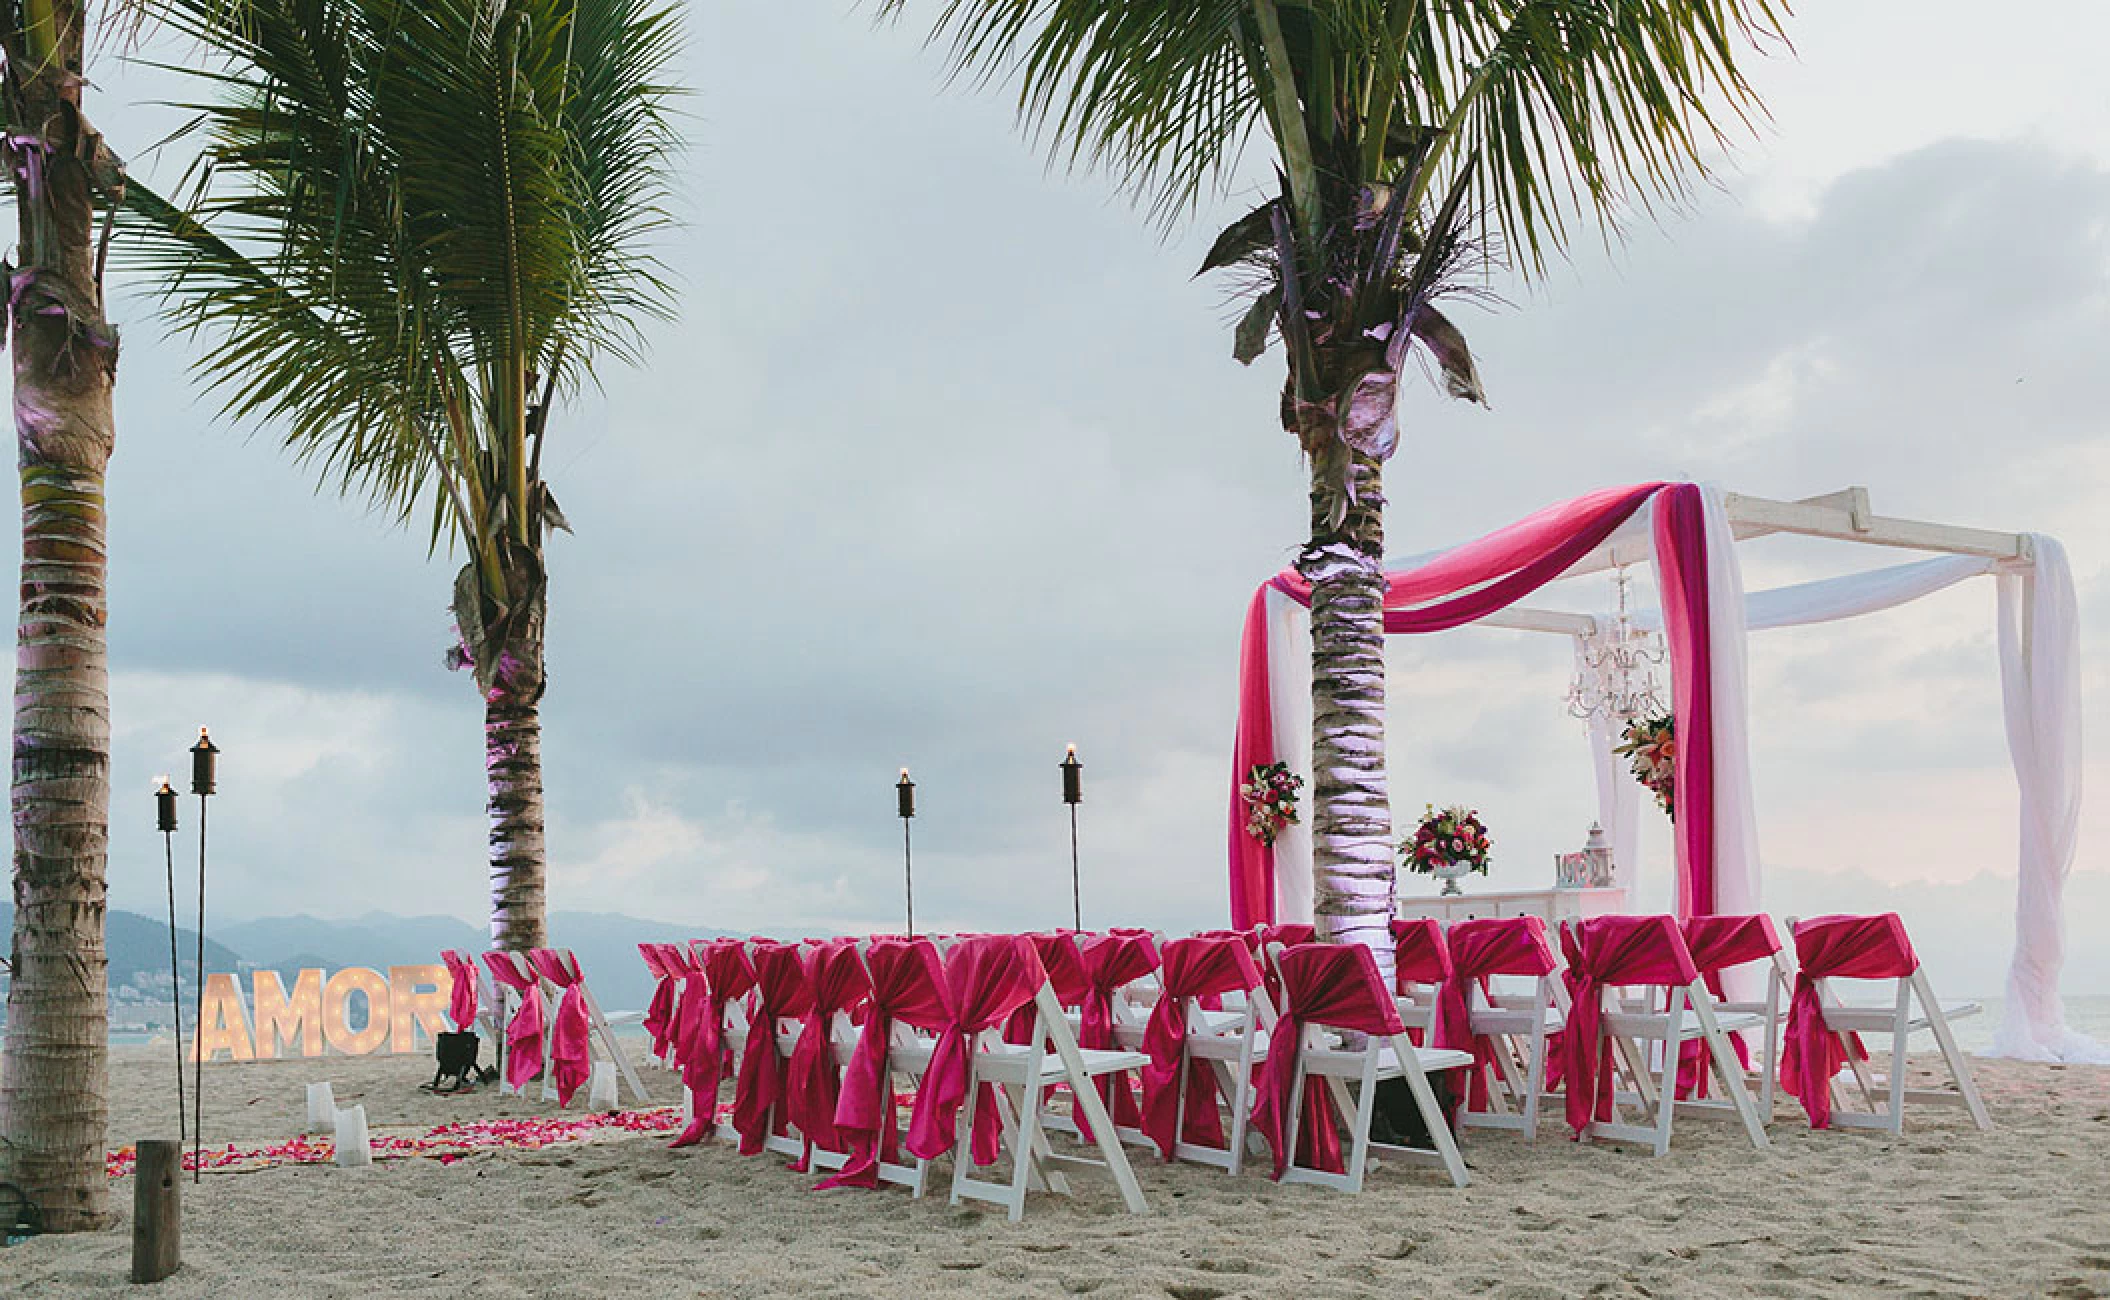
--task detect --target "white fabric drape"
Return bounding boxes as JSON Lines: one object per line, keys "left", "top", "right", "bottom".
{"left": 1636, "top": 553, "right": 1997, "bottom": 635}
{"left": 1265, "top": 585, "right": 1317, "bottom": 924}
{"left": 1991, "top": 537, "right": 2106, "bottom": 1062}
{"left": 1700, "top": 485, "right": 1762, "bottom": 919}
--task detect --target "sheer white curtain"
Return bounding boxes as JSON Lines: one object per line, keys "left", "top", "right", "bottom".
{"left": 1992, "top": 537, "right": 2105, "bottom": 1062}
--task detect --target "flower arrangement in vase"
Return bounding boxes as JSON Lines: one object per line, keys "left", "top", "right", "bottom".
{"left": 1614, "top": 713, "right": 1675, "bottom": 818}
{"left": 1401, "top": 804, "right": 1491, "bottom": 896}
{"left": 1240, "top": 762, "right": 1304, "bottom": 846}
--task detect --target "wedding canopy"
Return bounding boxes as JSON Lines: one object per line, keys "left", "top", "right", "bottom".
{"left": 1229, "top": 482, "right": 2102, "bottom": 1063}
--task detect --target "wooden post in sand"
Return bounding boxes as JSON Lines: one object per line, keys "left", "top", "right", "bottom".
{"left": 130, "top": 1139, "right": 182, "bottom": 1283}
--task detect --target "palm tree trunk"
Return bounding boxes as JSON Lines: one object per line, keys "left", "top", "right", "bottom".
{"left": 1299, "top": 450, "right": 1395, "bottom": 987}
{"left": 485, "top": 674, "right": 548, "bottom": 952}
{"left": 0, "top": 0, "right": 118, "bottom": 1231}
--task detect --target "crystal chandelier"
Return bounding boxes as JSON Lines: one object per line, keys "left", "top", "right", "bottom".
{"left": 1566, "top": 567, "right": 1666, "bottom": 723}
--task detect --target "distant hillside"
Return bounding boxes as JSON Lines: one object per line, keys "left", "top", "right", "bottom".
{"left": 0, "top": 902, "right": 245, "bottom": 1000}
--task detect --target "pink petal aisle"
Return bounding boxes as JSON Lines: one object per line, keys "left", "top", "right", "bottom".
{"left": 103, "top": 1107, "right": 696, "bottom": 1178}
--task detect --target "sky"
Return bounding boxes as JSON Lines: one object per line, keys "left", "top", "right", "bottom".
{"left": 56, "top": 2, "right": 2110, "bottom": 998}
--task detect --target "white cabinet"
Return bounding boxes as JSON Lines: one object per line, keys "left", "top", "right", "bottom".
{"left": 1394, "top": 886, "right": 1627, "bottom": 928}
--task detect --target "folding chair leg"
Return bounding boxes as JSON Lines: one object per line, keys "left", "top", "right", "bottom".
{"left": 1390, "top": 1035, "right": 1469, "bottom": 1189}
{"left": 1690, "top": 991, "right": 1768, "bottom": 1150}
{"left": 1342, "top": 1060, "right": 1378, "bottom": 1194}
{"left": 1913, "top": 971, "right": 1992, "bottom": 1130}
{"left": 1885, "top": 1004, "right": 1910, "bottom": 1137}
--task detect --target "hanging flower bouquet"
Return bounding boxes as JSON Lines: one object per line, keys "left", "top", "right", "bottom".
{"left": 1401, "top": 804, "right": 1492, "bottom": 877}
{"left": 1240, "top": 762, "right": 1304, "bottom": 846}
{"left": 1615, "top": 713, "right": 1676, "bottom": 819}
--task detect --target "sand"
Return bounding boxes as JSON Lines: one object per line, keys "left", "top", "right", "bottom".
{"left": 4, "top": 1045, "right": 2109, "bottom": 1298}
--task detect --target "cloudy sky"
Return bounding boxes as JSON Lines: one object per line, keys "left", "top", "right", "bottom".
{"left": 67, "top": 2, "right": 2110, "bottom": 997}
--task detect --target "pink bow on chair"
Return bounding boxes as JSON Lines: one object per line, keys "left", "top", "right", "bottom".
{"left": 1558, "top": 916, "right": 1699, "bottom": 1138}
{"left": 481, "top": 952, "right": 543, "bottom": 1092}
{"left": 906, "top": 935, "right": 1044, "bottom": 1167}
{"left": 1447, "top": 916, "right": 1558, "bottom": 1114}
{"left": 670, "top": 940, "right": 754, "bottom": 1149}
{"left": 1074, "top": 931, "right": 1159, "bottom": 1137}
{"left": 1781, "top": 914, "right": 1916, "bottom": 1129}
{"left": 640, "top": 943, "right": 685, "bottom": 1061}
{"left": 1676, "top": 914, "right": 1778, "bottom": 1098}
{"left": 439, "top": 949, "right": 479, "bottom": 1033}
{"left": 1252, "top": 943, "right": 1404, "bottom": 1179}
{"left": 786, "top": 940, "right": 870, "bottom": 1171}
{"left": 529, "top": 950, "right": 591, "bottom": 1107}
{"left": 818, "top": 938, "right": 950, "bottom": 1190}
{"left": 1139, "top": 934, "right": 1260, "bottom": 1161}
{"left": 731, "top": 942, "right": 814, "bottom": 1157}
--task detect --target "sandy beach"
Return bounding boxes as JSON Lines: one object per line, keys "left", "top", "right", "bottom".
{"left": 2, "top": 1045, "right": 2105, "bottom": 1298}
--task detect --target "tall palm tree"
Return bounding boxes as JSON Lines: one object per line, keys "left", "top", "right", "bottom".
{"left": 0, "top": 0, "right": 132, "bottom": 1233}
{"left": 884, "top": 0, "right": 1785, "bottom": 975}
{"left": 120, "top": 0, "right": 683, "bottom": 949}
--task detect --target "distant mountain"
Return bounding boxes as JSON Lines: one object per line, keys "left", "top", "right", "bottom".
{"left": 0, "top": 902, "right": 245, "bottom": 1001}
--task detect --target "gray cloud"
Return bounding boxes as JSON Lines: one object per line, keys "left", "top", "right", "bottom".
{"left": 56, "top": 10, "right": 2110, "bottom": 996}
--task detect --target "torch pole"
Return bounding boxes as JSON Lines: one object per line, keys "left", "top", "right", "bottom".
{"left": 902, "top": 818, "right": 915, "bottom": 938}
{"left": 161, "top": 828, "right": 186, "bottom": 1150}
{"left": 1068, "top": 804, "right": 1081, "bottom": 932}
{"left": 192, "top": 793, "right": 206, "bottom": 1185}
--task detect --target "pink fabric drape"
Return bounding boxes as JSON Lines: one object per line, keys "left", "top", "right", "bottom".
{"left": 1446, "top": 917, "right": 1557, "bottom": 1116}
{"left": 1139, "top": 935, "right": 1261, "bottom": 1161}
{"left": 640, "top": 942, "right": 684, "bottom": 1062}
{"left": 1653, "top": 483, "right": 1716, "bottom": 920}
{"left": 670, "top": 940, "right": 754, "bottom": 1149}
{"left": 1558, "top": 915, "right": 1700, "bottom": 1137}
{"left": 481, "top": 953, "right": 543, "bottom": 1091}
{"left": 1005, "top": 933, "right": 1090, "bottom": 1044}
{"left": 1675, "top": 914, "right": 1777, "bottom": 1097}
{"left": 818, "top": 938, "right": 951, "bottom": 1190}
{"left": 732, "top": 942, "right": 814, "bottom": 1157}
{"left": 440, "top": 949, "right": 478, "bottom": 1034}
{"left": 1780, "top": 913, "right": 1917, "bottom": 1129}
{"left": 1252, "top": 943, "right": 1405, "bottom": 1179}
{"left": 785, "top": 940, "right": 870, "bottom": 1172}
{"left": 529, "top": 949, "right": 591, "bottom": 1107}
{"left": 1072, "top": 931, "right": 1159, "bottom": 1139}
{"left": 906, "top": 935, "right": 1045, "bottom": 1167}
{"left": 1230, "top": 481, "right": 1725, "bottom": 928}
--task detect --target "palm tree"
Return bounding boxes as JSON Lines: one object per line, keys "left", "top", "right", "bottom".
{"left": 0, "top": 0, "right": 132, "bottom": 1233}
{"left": 884, "top": 0, "right": 1785, "bottom": 975}
{"left": 119, "top": 0, "right": 683, "bottom": 949}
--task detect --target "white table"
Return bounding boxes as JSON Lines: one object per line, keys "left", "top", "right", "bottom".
{"left": 1394, "top": 885, "right": 1627, "bottom": 927}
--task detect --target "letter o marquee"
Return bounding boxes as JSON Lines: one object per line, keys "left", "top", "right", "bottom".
{"left": 323, "top": 967, "right": 392, "bottom": 1055}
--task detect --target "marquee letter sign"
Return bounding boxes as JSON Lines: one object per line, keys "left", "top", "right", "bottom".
{"left": 192, "top": 964, "right": 450, "bottom": 1062}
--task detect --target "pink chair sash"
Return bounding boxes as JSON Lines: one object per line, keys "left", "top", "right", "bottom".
{"left": 1252, "top": 943, "right": 1404, "bottom": 1179}
{"left": 440, "top": 949, "right": 479, "bottom": 1034}
{"left": 1558, "top": 916, "right": 1700, "bottom": 1137}
{"left": 1780, "top": 913, "right": 1917, "bottom": 1129}
{"left": 529, "top": 949, "right": 591, "bottom": 1107}
{"left": 785, "top": 940, "right": 870, "bottom": 1171}
{"left": 1074, "top": 931, "right": 1159, "bottom": 1136}
{"left": 1254, "top": 923, "right": 1316, "bottom": 1009}
{"left": 640, "top": 943, "right": 683, "bottom": 1060}
{"left": 905, "top": 935, "right": 1045, "bottom": 1167}
{"left": 1446, "top": 916, "right": 1556, "bottom": 1115}
{"left": 731, "top": 942, "right": 815, "bottom": 1156}
{"left": 669, "top": 940, "right": 754, "bottom": 1148}
{"left": 481, "top": 952, "right": 543, "bottom": 1091}
{"left": 818, "top": 938, "right": 950, "bottom": 1190}
{"left": 1675, "top": 914, "right": 1778, "bottom": 1098}
{"left": 1005, "top": 933, "right": 1090, "bottom": 1043}
{"left": 1138, "top": 935, "right": 1260, "bottom": 1161}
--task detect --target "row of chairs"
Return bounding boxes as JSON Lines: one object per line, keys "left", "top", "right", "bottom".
{"left": 1385, "top": 910, "right": 1991, "bottom": 1156}
{"left": 439, "top": 947, "right": 652, "bottom": 1108}
{"left": 450, "top": 907, "right": 1989, "bottom": 1218}
{"left": 638, "top": 928, "right": 1477, "bottom": 1207}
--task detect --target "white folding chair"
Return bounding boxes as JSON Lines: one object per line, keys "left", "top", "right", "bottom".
{"left": 1677, "top": 915, "right": 1794, "bottom": 1126}
{"left": 1443, "top": 917, "right": 1569, "bottom": 1143}
{"left": 1560, "top": 917, "right": 1769, "bottom": 1157}
{"left": 943, "top": 941, "right": 1151, "bottom": 1221}
{"left": 1266, "top": 942, "right": 1472, "bottom": 1193}
{"left": 1785, "top": 914, "right": 1991, "bottom": 1134}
